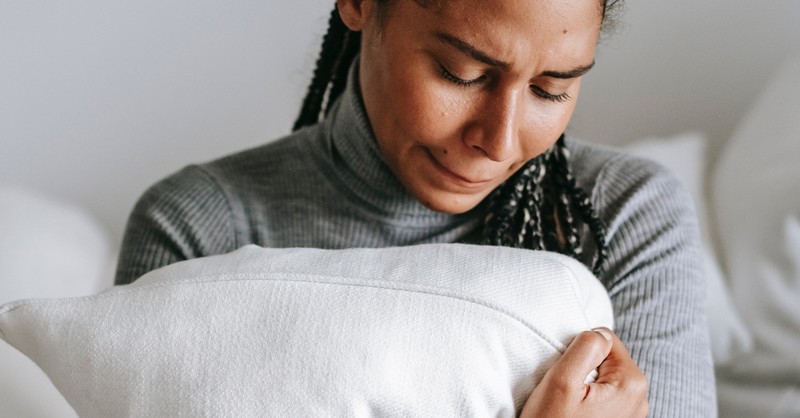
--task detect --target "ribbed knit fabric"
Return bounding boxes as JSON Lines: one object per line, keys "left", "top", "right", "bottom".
{"left": 115, "top": 65, "right": 716, "bottom": 417}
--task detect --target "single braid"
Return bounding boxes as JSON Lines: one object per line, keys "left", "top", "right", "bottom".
{"left": 293, "top": 6, "right": 352, "bottom": 131}
{"left": 326, "top": 30, "right": 361, "bottom": 116}
{"left": 552, "top": 138, "right": 608, "bottom": 276}
{"left": 540, "top": 153, "right": 561, "bottom": 251}
{"left": 550, "top": 140, "right": 582, "bottom": 258}
{"left": 525, "top": 157, "right": 547, "bottom": 250}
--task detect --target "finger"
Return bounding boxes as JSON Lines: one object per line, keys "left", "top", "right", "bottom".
{"left": 593, "top": 329, "right": 629, "bottom": 376}
{"left": 544, "top": 329, "right": 613, "bottom": 391}
{"left": 594, "top": 330, "right": 643, "bottom": 386}
{"left": 589, "top": 331, "right": 649, "bottom": 415}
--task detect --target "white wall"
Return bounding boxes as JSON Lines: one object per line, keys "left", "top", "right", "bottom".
{"left": 1, "top": 0, "right": 799, "bottom": 245}
{"left": 570, "top": 0, "right": 800, "bottom": 159}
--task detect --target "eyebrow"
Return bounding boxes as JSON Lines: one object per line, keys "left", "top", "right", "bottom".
{"left": 541, "top": 62, "right": 595, "bottom": 79}
{"left": 434, "top": 31, "right": 511, "bottom": 69}
{"left": 433, "top": 31, "right": 595, "bottom": 79}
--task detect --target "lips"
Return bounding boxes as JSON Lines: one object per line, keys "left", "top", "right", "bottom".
{"left": 424, "top": 149, "right": 494, "bottom": 187}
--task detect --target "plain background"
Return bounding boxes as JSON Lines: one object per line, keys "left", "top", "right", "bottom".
{"left": 2, "top": 0, "right": 799, "bottom": 244}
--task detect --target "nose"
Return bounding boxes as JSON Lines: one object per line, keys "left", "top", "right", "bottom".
{"left": 463, "top": 88, "right": 520, "bottom": 162}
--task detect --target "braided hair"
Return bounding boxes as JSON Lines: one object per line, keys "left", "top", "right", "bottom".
{"left": 293, "top": 7, "right": 361, "bottom": 131}
{"left": 481, "top": 136, "right": 607, "bottom": 276}
{"left": 294, "top": 3, "right": 613, "bottom": 276}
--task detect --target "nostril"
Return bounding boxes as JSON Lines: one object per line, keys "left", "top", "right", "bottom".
{"left": 472, "top": 144, "right": 488, "bottom": 156}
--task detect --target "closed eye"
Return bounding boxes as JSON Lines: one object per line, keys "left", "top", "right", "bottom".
{"left": 439, "top": 65, "right": 486, "bottom": 88}
{"left": 530, "top": 85, "right": 572, "bottom": 103}
{"left": 440, "top": 62, "right": 572, "bottom": 103}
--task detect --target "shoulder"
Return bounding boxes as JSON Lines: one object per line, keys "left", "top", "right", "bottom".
{"left": 133, "top": 163, "right": 228, "bottom": 219}
{"left": 140, "top": 125, "right": 322, "bottom": 204}
{"left": 134, "top": 125, "right": 321, "bottom": 233}
{"left": 201, "top": 125, "right": 321, "bottom": 185}
{"left": 116, "top": 163, "right": 236, "bottom": 284}
{"left": 566, "top": 136, "right": 686, "bottom": 201}
{"left": 565, "top": 136, "right": 702, "bottom": 286}
{"left": 566, "top": 137, "right": 694, "bottom": 230}
{"left": 116, "top": 128, "right": 317, "bottom": 284}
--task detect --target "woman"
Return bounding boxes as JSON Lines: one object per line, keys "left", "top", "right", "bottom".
{"left": 116, "top": 0, "right": 716, "bottom": 416}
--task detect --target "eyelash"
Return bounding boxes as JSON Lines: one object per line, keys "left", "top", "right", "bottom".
{"left": 530, "top": 86, "right": 572, "bottom": 104}
{"left": 438, "top": 65, "right": 572, "bottom": 104}
{"left": 439, "top": 65, "right": 484, "bottom": 87}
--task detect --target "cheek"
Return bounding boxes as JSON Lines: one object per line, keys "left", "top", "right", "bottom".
{"left": 519, "top": 95, "right": 580, "bottom": 159}
{"left": 392, "top": 76, "right": 465, "bottom": 145}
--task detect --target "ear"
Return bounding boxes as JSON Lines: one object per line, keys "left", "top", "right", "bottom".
{"left": 336, "top": 0, "right": 375, "bottom": 31}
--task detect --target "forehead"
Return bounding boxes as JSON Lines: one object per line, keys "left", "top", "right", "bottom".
{"left": 426, "top": 0, "right": 601, "bottom": 40}
{"left": 389, "top": 0, "right": 602, "bottom": 69}
{"left": 410, "top": 0, "right": 603, "bottom": 21}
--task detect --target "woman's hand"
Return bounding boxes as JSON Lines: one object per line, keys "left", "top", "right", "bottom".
{"left": 519, "top": 328, "right": 648, "bottom": 418}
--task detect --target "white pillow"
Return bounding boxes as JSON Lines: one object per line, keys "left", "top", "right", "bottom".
{"left": 620, "top": 133, "right": 752, "bottom": 364}
{"left": 0, "top": 186, "right": 114, "bottom": 418}
{"left": 712, "top": 55, "right": 800, "bottom": 417}
{"left": 0, "top": 244, "right": 613, "bottom": 418}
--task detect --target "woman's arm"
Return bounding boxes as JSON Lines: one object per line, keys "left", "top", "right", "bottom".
{"left": 592, "top": 154, "right": 717, "bottom": 417}
{"left": 522, "top": 152, "right": 715, "bottom": 417}
{"left": 114, "top": 165, "right": 237, "bottom": 285}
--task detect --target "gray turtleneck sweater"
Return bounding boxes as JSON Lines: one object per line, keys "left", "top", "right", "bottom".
{"left": 115, "top": 66, "right": 716, "bottom": 417}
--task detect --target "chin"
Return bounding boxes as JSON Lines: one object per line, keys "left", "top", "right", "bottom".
{"left": 414, "top": 190, "right": 486, "bottom": 215}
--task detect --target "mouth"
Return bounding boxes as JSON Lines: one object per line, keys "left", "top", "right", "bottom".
{"left": 424, "top": 149, "right": 494, "bottom": 189}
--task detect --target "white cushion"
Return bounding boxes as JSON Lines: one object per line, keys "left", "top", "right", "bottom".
{"left": 0, "top": 244, "right": 612, "bottom": 418}
{"left": 620, "top": 133, "right": 752, "bottom": 364}
{"left": 712, "top": 55, "right": 800, "bottom": 417}
{"left": 0, "top": 186, "right": 113, "bottom": 418}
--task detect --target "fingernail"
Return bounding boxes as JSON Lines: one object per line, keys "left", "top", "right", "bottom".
{"left": 592, "top": 328, "right": 612, "bottom": 341}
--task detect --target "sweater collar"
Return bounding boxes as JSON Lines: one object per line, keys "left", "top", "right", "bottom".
{"left": 317, "top": 59, "right": 483, "bottom": 225}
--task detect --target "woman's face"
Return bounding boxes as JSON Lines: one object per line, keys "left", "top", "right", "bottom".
{"left": 342, "top": 0, "right": 602, "bottom": 213}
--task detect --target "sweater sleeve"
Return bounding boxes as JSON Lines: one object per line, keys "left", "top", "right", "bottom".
{"left": 114, "top": 165, "right": 238, "bottom": 285}
{"left": 593, "top": 155, "right": 716, "bottom": 417}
